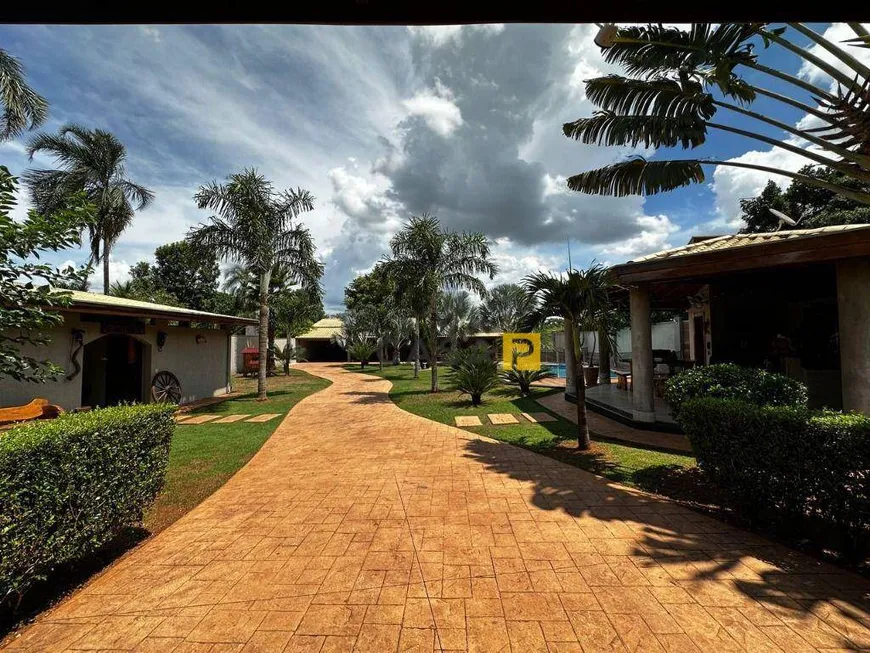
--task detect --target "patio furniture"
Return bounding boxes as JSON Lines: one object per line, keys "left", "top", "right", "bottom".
{"left": 0, "top": 398, "right": 65, "bottom": 427}
{"left": 614, "top": 370, "right": 632, "bottom": 391}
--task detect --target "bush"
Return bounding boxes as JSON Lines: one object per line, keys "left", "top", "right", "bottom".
{"left": 451, "top": 346, "right": 500, "bottom": 406}
{"left": 347, "top": 341, "right": 377, "bottom": 368}
{"left": 665, "top": 363, "right": 807, "bottom": 420}
{"left": 500, "top": 367, "right": 556, "bottom": 396}
{"left": 0, "top": 403, "right": 175, "bottom": 605}
{"left": 679, "top": 397, "right": 870, "bottom": 560}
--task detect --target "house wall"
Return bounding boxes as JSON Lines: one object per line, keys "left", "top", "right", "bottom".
{"left": 0, "top": 311, "right": 231, "bottom": 410}
{"left": 230, "top": 328, "right": 290, "bottom": 373}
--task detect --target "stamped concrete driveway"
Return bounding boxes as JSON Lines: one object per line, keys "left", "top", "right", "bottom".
{"left": 5, "top": 363, "right": 870, "bottom": 652}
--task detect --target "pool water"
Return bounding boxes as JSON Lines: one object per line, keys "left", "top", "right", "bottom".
{"left": 542, "top": 363, "right": 619, "bottom": 380}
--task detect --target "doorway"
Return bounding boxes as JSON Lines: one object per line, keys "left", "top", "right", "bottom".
{"left": 81, "top": 335, "right": 149, "bottom": 408}
{"left": 693, "top": 316, "right": 706, "bottom": 366}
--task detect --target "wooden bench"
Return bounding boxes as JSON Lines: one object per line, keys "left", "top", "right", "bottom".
{"left": 0, "top": 398, "right": 65, "bottom": 427}
{"left": 614, "top": 370, "right": 632, "bottom": 391}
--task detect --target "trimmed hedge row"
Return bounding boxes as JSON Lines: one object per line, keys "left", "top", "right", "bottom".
{"left": 665, "top": 363, "right": 808, "bottom": 420}
{"left": 679, "top": 397, "right": 870, "bottom": 559}
{"left": 0, "top": 403, "right": 175, "bottom": 604}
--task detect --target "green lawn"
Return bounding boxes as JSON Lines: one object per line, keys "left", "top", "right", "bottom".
{"left": 345, "top": 363, "right": 701, "bottom": 500}
{"left": 145, "top": 368, "right": 330, "bottom": 532}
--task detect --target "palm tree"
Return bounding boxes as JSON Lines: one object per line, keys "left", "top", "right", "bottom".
{"left": 386, "top": 215, "right": 497, "bottom": 393}
{"left": 0, "top": 49, "right": 48, "bottom": 142}
{"left": 187, "top": 168, "right": 322, "bottom": 400}
{"left": 382, "top": 259, "right": 429, "bottom": 379}
{"left": 23, "top": 125, "right": 154, "bottom": 293}
{"left": 479, "top": 283, "right": 537, "bottom": 332}
{"left": 438, "top": 290, "right": 481, "bottom": 352}
{"left": 524, "top": 264, "right": 616, "bottom": 450}
{"left": 566, "top": 23, "right": 870, "bottom": 206}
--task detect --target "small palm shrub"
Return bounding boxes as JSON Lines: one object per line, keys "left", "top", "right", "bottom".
{"left": 665, "top": 363, "right": 807, "bottom": 420}
{"left": 347, "top": 340, "right": 377, "bottom": 368}
{"left": 500, "top": 366, "right": 556, "bottom": 396}
{"left": 452, "top": 345, "right": 500, "bottom": 406}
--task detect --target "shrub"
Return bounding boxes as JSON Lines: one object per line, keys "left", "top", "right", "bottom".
{"left": 347, "top": 340, "right": 377, "bottom": 368}
{"left": 679, "top": 397, "right": 870, "bottom": 560}
{"left": 500, "top": 367, "right": 556, "bottom": 396}
{"left": 451, "top": 346, "right": 500, "bottom": 406}
{"left": 665, "top": 363, "right": 807, "bottom": 420}
{"left": 0, "top": 403, "right": 175, "bottom": 605}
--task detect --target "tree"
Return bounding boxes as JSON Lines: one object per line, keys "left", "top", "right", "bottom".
{"left": 479, "top": 283, "right": 536, "bottom": 332}
{"left": 0, "top": 48, "right": 48, "bottom": 142}
{"left": 23, "top": 125, "right": 154, "bottom": 293}
{"left": 271, "top": 285, "right": 325, "bottom": 374}
{"left": 566, "top": 24, "right": 870, "bottom": 207}
{"left": 152, "top": 241, "right": 220, "bottom": 310}
{"left": 524, "top": 264, "right": 616, "bottom": 450}
{"left": 1, "top": 166, "right": 94, "bottom": 382}
{"left": 386, "top": 214, "right": 497, "bottom": 392}
{"left": 438, "top": 290, "right": 481, "bottom": 352}
{"left": 109, "top": 278, "right": 182, "bottom": 307}
{"left": 187, "top": 168, "right": 321, "bottom": 400}
{"left": 740, "top": 164, "right": 870, "bottom": 232}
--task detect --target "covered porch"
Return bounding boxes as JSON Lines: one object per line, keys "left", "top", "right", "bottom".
{"left": 598, "top": 225, "right": 870, "bottom": 426}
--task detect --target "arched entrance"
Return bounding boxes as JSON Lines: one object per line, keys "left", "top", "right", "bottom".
{"left": 81, "top": 334, "right": 151, "bottom": 408}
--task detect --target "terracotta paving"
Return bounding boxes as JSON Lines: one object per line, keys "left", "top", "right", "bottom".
{"left": 5, "top": 362, "right": 870, "bottom": 652}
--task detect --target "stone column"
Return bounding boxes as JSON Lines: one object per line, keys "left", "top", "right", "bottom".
{"left": 630, "top": 284, "right": 655, "bottom": 422}
{"left": 563, "top": 319, "right": 577, "bottom": 401}
{"left": 837, "top": 259, "right": 870, "bottom": 414}
{"left": 597, "top": 327, "right": 611, "bottom": 385}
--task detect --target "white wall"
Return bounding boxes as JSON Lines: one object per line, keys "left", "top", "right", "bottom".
{"left": 0, "top": 311, "right": 231, "bottom": 410}
{"left": 230, "top": 328, "right": 291, "bottom": 373}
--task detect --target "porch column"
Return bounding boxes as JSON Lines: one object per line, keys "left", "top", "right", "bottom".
{"left": 597, "top": 327, "right": 611, "bottom": 385}
{"left": 630, "top": 283, "right": 655, "bottom": 422}
{"left": 563, "top": 319, "right": 577, "bottom": 401}
{"left": 837, "top": 259, "right": 870, "bottom": 414}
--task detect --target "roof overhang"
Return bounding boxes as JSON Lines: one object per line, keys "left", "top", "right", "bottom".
{"left": 612, "top": 226, "right": 870, "bottom": 285}
{"left": 46, "top": 293, "right": 257, "bottom": 326}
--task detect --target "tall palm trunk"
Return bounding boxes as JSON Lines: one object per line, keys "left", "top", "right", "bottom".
{"left": 430, "top": 299, "right": 439, "bottom": 393}
{"left": 571, "top": 319, "right": 590, "bottom": 450}
{"left": 257, "top": 268, "right": 271, "bottom": 401}
{"left": 413, "top": 317, "right": 420, "bottom": 378}
{"left": 102, "top": 248, "right": 110, "bottom": 295}
{"left": 267, "top": 322, "right": 276, "bottom": 376}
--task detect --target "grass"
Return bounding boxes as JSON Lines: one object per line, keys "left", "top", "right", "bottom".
{"left": 145, "top": 368, "right": 330, "bottom": 532}
{"left": 345, "top": 363, "right": 701, "bottom": 499}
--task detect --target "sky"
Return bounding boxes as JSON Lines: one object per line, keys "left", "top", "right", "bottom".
{"left": 1, "top": 22, "right": 865, "bottom": 312}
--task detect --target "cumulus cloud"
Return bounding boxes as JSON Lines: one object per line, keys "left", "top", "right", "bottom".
{"left": 599, "top": 215, "right": 679, "bottom": 258}
{"left": 402, "top": 83, "right": 463, "bottom": 137}
{"left": 87, "top": 258, "right": 132, "bottom": 293}
{"left": 797, "top": 23, "right": 870, "bottom": 86}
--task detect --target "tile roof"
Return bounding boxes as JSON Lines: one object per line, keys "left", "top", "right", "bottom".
{"left": 630, "top": 224, "right": 870, "bottom": 264}
{"left": 52, "top": 290, "right": 256, "bottom": 324}
{"left": 297, "top": 318, "right": 343, "bottom": 340}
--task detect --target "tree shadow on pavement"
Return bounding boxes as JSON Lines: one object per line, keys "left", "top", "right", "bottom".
{"left": 462, "top": 436, "right": 870, "bottom": 650}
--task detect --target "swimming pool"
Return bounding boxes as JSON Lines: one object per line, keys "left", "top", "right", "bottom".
{"left": 542, "top": 363, "right": 619, "bottom": 380}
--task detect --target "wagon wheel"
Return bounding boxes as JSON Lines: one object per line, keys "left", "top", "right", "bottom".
{"left": 151, "top": 371, "right": 182, "bottom": 404}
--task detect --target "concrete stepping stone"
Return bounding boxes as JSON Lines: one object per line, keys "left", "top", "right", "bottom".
{"left": 455, "top": 416, "right": 482, "bottom": 427}
{"left": 488, "top": 413, "right": 519, "bottom": 425}
{"left": 181, "top": 414, "right": 221, "bottom": 425}
{"left": 245, "top": 413, "right": 282, "bottom": 423}
{"left": 213, "top": 414, "right": 251, "bottom": 424}
{"left": 522, "top": 412, "right": 557, "bottom": 423}
{"left": 174, "top": 414, "right": 192, "bottom": 423}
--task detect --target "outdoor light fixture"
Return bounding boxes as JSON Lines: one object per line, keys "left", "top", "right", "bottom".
{"left": 594, "top": 23, "right": 618, "bottom": 49}
{"left": 196, "top": 334, "right": 207, "bottom": 345}
{"left": 157, "top": 331, "right": 167, "bottom": 352}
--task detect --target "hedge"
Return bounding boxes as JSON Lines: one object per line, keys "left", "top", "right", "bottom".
{"left": 679, "top": 397, "right": 870, "bottom": 560}
{"left": 0, "top": 403, "right": 175, "bottom": 605}
{"left": 665, "top": 363, "right": 808, "bottom": 420}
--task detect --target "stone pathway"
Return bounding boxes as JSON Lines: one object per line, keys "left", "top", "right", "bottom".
{"left": 5, "top": 363, "right": 869, "bottom": 652}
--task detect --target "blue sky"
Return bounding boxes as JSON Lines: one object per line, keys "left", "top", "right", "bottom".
{"left": 0, "top": 23, "right": 862, "bottom": 312}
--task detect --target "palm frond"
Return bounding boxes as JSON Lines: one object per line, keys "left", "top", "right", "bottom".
{"left": 584, "top": 75, "right": 716, "bottom": 121}
{"left": 0, "top": 49, "right": 49, "bottom": 141}
{"left": 566, "top": 158, "right": 705, "bottom": 197}
{"left": 563, "top": 111, "right": 707, "bottom": 149}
